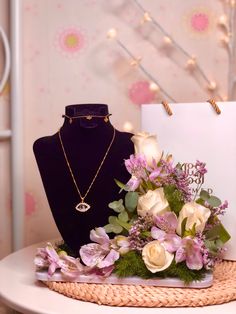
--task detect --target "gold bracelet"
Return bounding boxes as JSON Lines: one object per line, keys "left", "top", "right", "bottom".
{"left": 62, "top": 113, "right": 112, "bottom": 124}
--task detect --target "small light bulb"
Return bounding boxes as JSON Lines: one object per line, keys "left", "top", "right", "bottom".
{"left": 218, "top": 14, "right": 228, "bottom": 27}
{"left": 231, "top": 0, "right": 236, "bottom": 7}
{"left": 207, "top": 81, "right": 217, "bottom": 91}
{"left": 107, "top": 28, "right": 117, "bottom": 39}
{"left": 123, "top": 121, "right": 134, "bottom": 132}
{"left": 186, "top": 56, "right": 197, "bottom": 69}
{"left": 163, "top": 36, "right": 172, "bottom": 46}
{"left": 223, "top": 95, "right": 228, "bottom": 101}
{"left": 149, "top": 82, "right": 160, "bottom": 92}
{"left": 141, "top": 12, "right": 152, "bottom": 24}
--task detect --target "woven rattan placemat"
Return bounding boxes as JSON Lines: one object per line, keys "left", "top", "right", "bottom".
{"left": 45, "top": 261, "right": 236, "bottom": 307}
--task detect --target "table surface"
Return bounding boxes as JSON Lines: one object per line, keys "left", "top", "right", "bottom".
{"left": 0, "top": 241, "right": 235, "bottom": 314}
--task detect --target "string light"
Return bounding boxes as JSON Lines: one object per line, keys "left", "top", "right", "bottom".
{"left": 140, "top": 12, "right": 152, "bottom": 24}
{"left": 163, "top": 36, "right": 172, "bottom": 46}
{"left": 207, "top": 81, "right": 217, "bottom": 91}
{"left": 107, "top": 28, "right": 117, "bottom": 39}
{"left": 123, "top": 121, "right": 134, "bottom": 132}
{"left": 186, "top": 56, "right": 197, "bottom": 70}
{"left": 149, "top": 82, "right": 160, "bottom": 92}
{"left": 133, "top": 0, "right": 224, "bottom": 101}
{"left": 230, "top": 0, "right": 236, "bottom": 7}
{"left": 218, "top": 14, "right": 228, "bottom": 27}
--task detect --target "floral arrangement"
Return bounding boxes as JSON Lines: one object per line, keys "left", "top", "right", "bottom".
{"left": 35, "top": 132, "right": 230, "bottom": 284}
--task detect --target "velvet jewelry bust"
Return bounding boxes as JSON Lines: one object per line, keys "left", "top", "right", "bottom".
{"left": 33, "top": 104, "right": 134, "bottom": 255}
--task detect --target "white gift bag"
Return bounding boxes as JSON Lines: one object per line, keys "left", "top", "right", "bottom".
{"left": 141, "top": 101, "right": 236, "bottom": 260}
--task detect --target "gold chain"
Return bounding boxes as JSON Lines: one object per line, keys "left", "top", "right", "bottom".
{"left": 58, "top": 127, "right": 116, "bottom": 204}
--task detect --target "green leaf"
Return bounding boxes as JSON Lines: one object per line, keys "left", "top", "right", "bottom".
{"left": 108, "top": 216, "right": 120, "bottom": 225}
{"left": 108, "top": 199, "right": 125, "bottom": 213}
{"left": 114, "top": 179, "right": 129, "bottom": 192}
{"left": 104, "top": 224, "right": 115, "bottom": 233}
{"left": 200, "top": 189, "right": 210, "bottom": 200}
{"left": 181, "top": 217, "right": 188, "bottom": 237}
{"left": 116, "top": 219, "right": 131, "bottom": 231}
{"left": 125, "top": 192, "right": 139, "bottom": 212}
{"left": 104, "top": 223, "right": 123, "bottom": 234}
{"left": 118, "top": 211, "right": 129, "bottom": 222}
{"left": 196, "top": 198, "right": 205, "bottom": 206}
{"left": 207, "top": 196, "right": 221, "bottom": 207}
{"left": 205, "top": 222, "right": 231, "bottom": 244}
{"left": 205, "top": 239, "right": 224, "bottom": 254}
{"left": 164, "top": 185, "right": 185, "bottom": 215}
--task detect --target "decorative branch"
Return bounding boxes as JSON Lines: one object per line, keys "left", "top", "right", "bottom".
{"left": 107, "top": 29, "right": 177, "bottom": 102}
{"left": 133, "top": 0, "right": 224, "bottom": 101}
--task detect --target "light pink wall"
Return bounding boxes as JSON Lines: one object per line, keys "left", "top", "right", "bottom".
{"left": 0, "top": 0, "right": 234, "bottom": 258}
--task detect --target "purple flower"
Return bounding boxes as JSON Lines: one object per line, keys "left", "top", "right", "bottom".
{"left": 124, "top": 154, "right": 147, "bottom": 179}
{"left": 175, "top": 237, "right": 203, "bottom": 270}
{"left": 151, "top": 226, "right": 181, "bottom": 253}
{"left": 79, "top": 228, "right": 120, "bottom": 269}
{"left": 34, "top": 243, "right": 64, "bottom": 276}
{"left": 34, "top": 243, "right": 85, "bottom": 278}
{"left": 155, "top": 212, "right": 178, "bottom": 233}
{"left": 195, "top": 160, "right": 207, "bottom": 177}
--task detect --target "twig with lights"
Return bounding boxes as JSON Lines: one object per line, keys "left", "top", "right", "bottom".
{"left": 133, "top": 0, "right": 224, "bottom": 101}
{"left": 107, "top": 28, "right": 177, "bottom": 103}
{"left": 218, "top": 0, "right": 236, "bottom": 99}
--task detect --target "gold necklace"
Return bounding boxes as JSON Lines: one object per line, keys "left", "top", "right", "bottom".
{"left": 58, "top": 127, "right": 116, "bottom": 212}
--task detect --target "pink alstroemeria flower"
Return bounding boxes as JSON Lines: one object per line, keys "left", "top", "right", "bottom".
{"left": 34, "top": 243, "right": 64, "bottom": 276}
{"left": 151, "top": 212, "right": 181, "bottom": 253}
{"left": 124, "top": 154, "right": 147, "bottom": 179}
{"left": 175, "top": 237, "right": 203, "bottom": 270}
{"left": 34, "top": 243, "right": 87, "bottom": 279}
{"left": 80, "top": 227, "right": 120, "bottom": 269}
{"left": 151, "top": 226, "right": 181, "bottom": 253}
{"left": 155, "top": 212, "right": 178, "bottom": 233}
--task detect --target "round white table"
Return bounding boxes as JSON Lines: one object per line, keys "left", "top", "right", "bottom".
{"left": 0, "top": 241, "right": 235, "bottom": 314}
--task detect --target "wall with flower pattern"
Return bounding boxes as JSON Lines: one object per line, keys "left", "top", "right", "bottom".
{"left": 0, "top": 0, "right": 233, "bottom": 259}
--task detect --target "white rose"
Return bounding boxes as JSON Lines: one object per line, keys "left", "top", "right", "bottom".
{"left": 142, "top": 240, "right": 174, "bottom": 273}
{"left": 131, "top": 132, "right": 162, "bottom": 165}
{"left": 176, "top": 202, "right": 211, "bottom": 235}
{"left": 137, "top": 188, "right": 169, "bottom": 217}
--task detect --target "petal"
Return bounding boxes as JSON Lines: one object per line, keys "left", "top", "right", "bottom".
{"left": 151, "top": 226, "right": 166, "bottom": 241}
{"left": 163, "top": 234, "right": 182, "bottom": 253}
{"left": 34, "top": 256, "right": 49, "bottom": 268}
{"left": 126, "top": 177, "right": 140, "bottom": 191}
{"left": 97, "top": 249, "right": 120, "bottom": 268}
{"left": 79, "top": 243, "right": 107, "bottom": 267}
{"left": 149, "top": 168, "right": 161, "bottom": 181}
{"left": 48, "top": 262, "right": 58, "bottom": 277}
{"left": 90, "top": 227, "right": 110, "bottom": 246}
{"left": 175, "top": 246, "right": 186, "bottom": 263}
{"left": 186, "top": 250, "right": 203, "bottom": 270}
{"left": 155, "top": 212, "right": 178, "bottom": 233}
{"left": 45, "top": 244, "right": 60, "bottom": 263}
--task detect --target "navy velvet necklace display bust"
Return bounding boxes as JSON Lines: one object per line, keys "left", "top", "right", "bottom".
{"left": 33, "top": 104, "right": 134, "bottom": 255}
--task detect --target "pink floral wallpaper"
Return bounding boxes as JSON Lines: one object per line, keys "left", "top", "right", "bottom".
{"left": 0, "top": 0, "right": 233, "bottom": 259}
